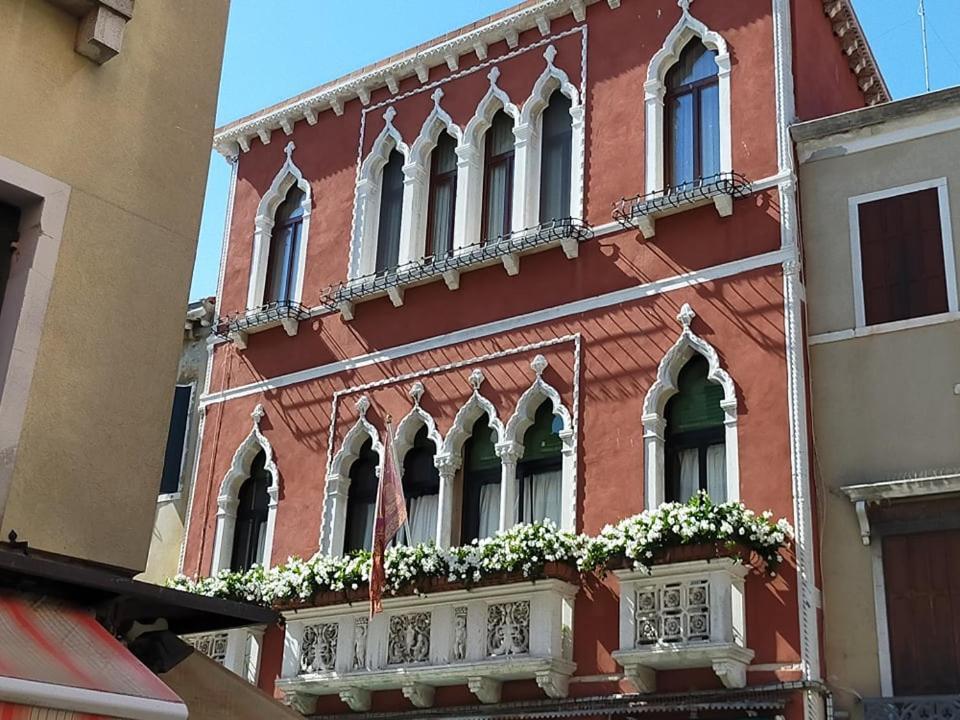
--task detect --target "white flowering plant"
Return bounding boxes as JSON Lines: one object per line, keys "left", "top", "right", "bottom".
{"left": 582, "top": 492, "right": 792, "bottom": 574}
{"left": 167, "top": 521, "right": 583, "bottom": 607}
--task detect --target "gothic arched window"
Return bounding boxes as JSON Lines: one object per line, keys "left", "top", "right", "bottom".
{"left": 426, "top": 132, "right": 458, "bottom": 260}
{"left": 376, "top": 150, "right": 405, "bottom": 274}
{"left": 264, "top": 186, "right": 305, "bottom": 304}
{"left": 539, "top": 91, "right": 573, "bottom": 223}
{"left": 665, "top": 39, "right": 720, "bottom": 189}
{"left": 230, "top": 450, "right": 271, "bottom": 571}
{"left": 344, "top": 438, "right": 379, "bottom": 554}
{"left": 664, "top": 354, "right": 726, "bottom": 503}
{"left": 460, "top": 415, "right": 501, "bottom": 543}
{"left": 398, "top": 426, "right": 440, "bottom": 546}
{"left": 517, "top": 401, "right": 562, "bottom": 525}
{"left": 481, "top": 110, "right": 515, "bottom": 243}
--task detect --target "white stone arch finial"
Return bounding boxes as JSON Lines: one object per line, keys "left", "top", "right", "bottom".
{"left": 488, "top": 66, "right": 501, "bottom": 84}
{"left": 356, "top": 395, "right": 371, "bottom": 416}
{"left": 531, "top": 354, "right": 548, "bottom": 377}
{"left": 431, "top": 87, "right": 444, "bottom": 106}
{"left": 384, "top": 106, "right": 397, "bottom": 123}
{"left": 211, "top": 404, "right": 281, "bottom": 572}
{"left": 678, "top": 0, "right": 693, "bottom": 13}
{"left": 641, "top": 304, "right": 740, "bottom": 508}
{"left": 409, "top": 381, "right": 425, "bottom": 406}
{"left": 544, "top": 44, "right": 557, "bottom": 65}
{"left": 284, "top": 141, "right": 296, "bottom": 162}
{"left": 469, "top": 368, "right": 485, "bottom": 391}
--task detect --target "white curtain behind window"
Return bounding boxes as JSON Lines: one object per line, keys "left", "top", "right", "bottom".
{"left": 399, "top": 494, "right": 439, "bottom": 546}
{"left": 520, "top": 469, "right": 561, "bottom": 525}
{"left": 478, "top": 483, "right": 501, "bottom": 539}
{"left": 678, "top": 449, "right": 699, "bottom": 503}
{"left": 706, "top": 444, "right": 726, "bottom": 502}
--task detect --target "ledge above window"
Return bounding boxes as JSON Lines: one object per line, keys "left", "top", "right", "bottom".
{"left": 613, "top": 173, "right": 752, "bottom": 240}
{"left": 321, "top": 218, "right": 593, "bottom": 321}
{"left": 215, "top": 301, "right": 310, "bottom": 349}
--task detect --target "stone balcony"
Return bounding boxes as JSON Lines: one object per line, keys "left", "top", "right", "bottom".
{"left": 276, "top": 577, "right": 577, "bottom": 713}
{"left": 611, "top": 557, "right": 753, "bottom": 693}
{"left": 864, "top": 696, "right": 960, "bottom": 720}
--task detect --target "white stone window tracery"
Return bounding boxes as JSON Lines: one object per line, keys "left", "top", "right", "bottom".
{"left": 641, "top": 304, "right": 739, "bottom": 509}
{"left": 644, "top": 2, "right": 732, "bottom": 195}
{"left": 248, "top": 142, "right": 312, "bottom": 311}
{"left": 211, "top": 404, "right": 280, "bottom": 572}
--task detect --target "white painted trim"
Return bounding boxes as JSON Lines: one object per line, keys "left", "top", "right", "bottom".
{"left": 796, "top": 112, "right": 960, "bottom": 165}
{"left": 848, "top": 177, "right": 958, "bottom": 328}
{"left": 841, "top": 470, "right": 960, "bottom": 503}
{"left": 214, "top": 154, "right": 239, "bottom": 320}
{"left": 640, "top": 303, "right": 739, "bottom": 508}
{"left": 809, "top": 310, "right": 960, "bottom": 345}
{"left": 201, "top": 248, "right": 790, "bottom": 408}
{"left": 644, "top": 5, "right": 731, "bottom": 194}
{"left": 211, "top": 405, "right": 281, "bottom": 572}
{"left": 870, "top": 541, "right": 894, "bottom": 696}
{"left": 0, "top": 675, "right": 187, "bottom": 720}
{"left": 248, "top": 142, "right": 312, "bottom": 309}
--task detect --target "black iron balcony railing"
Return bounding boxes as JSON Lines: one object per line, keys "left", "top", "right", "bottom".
{"left": 215, "top": 300, "right": 310, "bottom": 342}
{"left": 320, "top": 217, "right": 593, "bottom": 314}
{"left": 865, "top": 695, "right": 960, "bottom": 720}
{"left": 613, "top": 172, "right": 752, "bottom": 235}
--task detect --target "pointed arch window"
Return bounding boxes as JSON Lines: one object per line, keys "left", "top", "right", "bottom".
{"left": 230, "top": 450, "right": 271, "bottom": 571}
{"left": 666, "top": 39, "right": 720, "bottom": 189}
{"left": 664, "top": 355, "right": 726, "bottom": 503}
{"left": 264, "top": 186, "right": 305, "bottom": 304}
{"left": 461, "top": 415, "right": 502, "bottom": 543}
{"left": 344, "top": 438, "right": 379, "bottom": 554}
{"left": 517, "top": 401, "right": 563, "bottom": 525}
{"left": 481, "top": 110, "right": 515, "bottom": 243}
{"left": 398, "top": 426, "right": 440, "bottom": 546}
{"left": 376, "top": 149, "right": 405, "bottom": 274}
{"left": 426, "top": 132, "right": 458, "bottom": 260}
{"left": 539, "top": 91, "right": 573, "bottom": 223}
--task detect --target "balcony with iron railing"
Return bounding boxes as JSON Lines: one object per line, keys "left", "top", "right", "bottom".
{"left": 613, "top": 172, "right": 752, "bottom": 240}
{"left": 214, "top": 300, "right": 311, "bottom": 349}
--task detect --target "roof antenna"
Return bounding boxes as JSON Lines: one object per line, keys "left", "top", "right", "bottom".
{"left": 919, "top": 0, "right": 931, "bottom": 92}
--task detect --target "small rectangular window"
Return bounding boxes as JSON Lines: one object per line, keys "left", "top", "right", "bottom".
{"left": 856, "top": 186, "right": 950, "bottom": 326}
{"left": 159, "top": 385, "right": 192, "bottom": 495}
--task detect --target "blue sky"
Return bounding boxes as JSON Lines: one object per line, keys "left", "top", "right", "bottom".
{"left": 189, "top": 0, "right": 960, "bottom": 300}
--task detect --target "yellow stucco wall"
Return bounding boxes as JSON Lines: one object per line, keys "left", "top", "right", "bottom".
{"left": 799, "top": 119, "right": 960, "bottom": 710}
{"left": 0, "top": 0, "right": 228, "bottom": 572}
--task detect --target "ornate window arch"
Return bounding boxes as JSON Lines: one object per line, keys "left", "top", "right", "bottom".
{"left": 404, "top": 90, "right": 463, "bottom": 267}
{"left": 502, "top": 355, "right": 576, "bottom": 532}
{"left": 321, "top": 396, "right": 383, "bottom": 556}
{"left": 456, "top": 68, "right": 520, "bottom": 252}
{"left": 644, "top": 1, "right": 732, "bottom": 195}
{"left": 437, "top": 369, "right": 505, "bottom": 546}
{"left": 642, "top": 304, "right": 739, "bottom": 508}
{"left": 212, "top": 405, "right": 281, "bottom": 572}
{"left": 516, "top": 45, "right": 585, "bottom": 236}
{"left": 248, "top": 142, "right": 312, "bottom": 312}
{"left": 352, "top": 108, "right": 410, "bottom": 279}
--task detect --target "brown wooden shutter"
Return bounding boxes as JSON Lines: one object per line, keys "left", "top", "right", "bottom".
{"left": 882, "top": 529, "right": 960, "bottom": 695}
{"left": 857, "top": 187, "right": 949, "bottom": 326}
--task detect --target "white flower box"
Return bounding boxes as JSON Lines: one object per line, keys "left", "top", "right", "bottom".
{"left": 611, "top": 558, "right": 753, "bottom": 692}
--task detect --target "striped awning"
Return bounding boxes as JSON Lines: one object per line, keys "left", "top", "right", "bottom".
{"left": 0, "top": 597, "right": 186, "bottom": 720}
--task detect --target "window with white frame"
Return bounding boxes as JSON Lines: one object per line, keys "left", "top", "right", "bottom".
{"left": 375, "top": 150, "right": 405, "bottom": 274}
{"left": 481, "top": 110, "right": 516, "bottom": 243}
{"left": 344, "top": 437, "right": 379, "bottom": 554}
{"left": 230, "top": 449, "right": 271, "bottom": 572}
{"left": 538, "top": 91, "right": 573, "bottom": 223}
{"left": 264, "top": 186, "right": 306, "bottom": 304}
{"left": 426, "top": 132, "right": 458, "bottom": 260}
{"left": 849, "top": 179, "right": 958, "bottom": 329}
{"left": 665, "top": 39, "right": 720, "bottom": 189}
{"left": 397, "top": 425, "right": 441, "bottom": 547}
{"left": 460, "top": 414, "right": 502, "bottom": 544}
{"left": 517, "top": 400, "right": 563, "bottom": 525}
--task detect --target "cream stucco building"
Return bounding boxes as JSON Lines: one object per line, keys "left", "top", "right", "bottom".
{"left": 794, "top": 88, "right": 960, "bottom": 719}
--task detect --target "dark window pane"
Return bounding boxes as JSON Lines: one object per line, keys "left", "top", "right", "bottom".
{"left": 345, "top": 438, "right": 379, "bottom": 553}
{"left": 517, "top": 401, "right": 562, "bottom": 525}
{"left": 668, "top": 92, "right": 694, "bottom": 187}
{"left": 858, "top": 187, "right": 949, "bottom": 326}
{"left": 230, "top": 450, "right": 270, "bottom": 571}
{"left": 0, "top": 201, "right": 20, "bottom": 316}
{"left": 264, "top": 186, "right": 304, "bottom": 303}
{"left": 699, "top": 82, "right": 721, "bottom": 178}
{"left": 376, "top": 150, "right": 405, "bottom": 273}
{"left": 159, "top": 385, "right": 192, "bottom": 495}
{"left": 539, "top": 92, "right": 573, "bottom": 223}
{"left": 399, "top": 426, "right": 440, "bottom": 546}
{"left": 482, "top": 110, "right": 515, "bottom": 243}
{"left": 461, "top": 415, "right": 501, "bottom": 544}
{"left": 664, "top": 356, "right": 726, "bottom": 503}
{"left": 427, "top": 132, "right": 458, "bottom": 258}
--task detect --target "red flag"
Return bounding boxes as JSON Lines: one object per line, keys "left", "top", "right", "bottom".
{"left": 370, "top": 418, "right": 407, "bottom": 616}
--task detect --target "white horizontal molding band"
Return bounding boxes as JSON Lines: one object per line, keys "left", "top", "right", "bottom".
{"left": 0, "top": 676, "right": 188, "bottom": 720}
{"left": 201, "top": 248, "right": 791, "bottom": 408}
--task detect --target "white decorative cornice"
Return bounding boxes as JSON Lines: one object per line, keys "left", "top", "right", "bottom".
{"left": 213, "top": 0, "right": 614, "bottom": 156}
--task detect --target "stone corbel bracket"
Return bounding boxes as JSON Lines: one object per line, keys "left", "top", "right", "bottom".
{"left": 46, "top": 0, "right": 134, "bottom": 64}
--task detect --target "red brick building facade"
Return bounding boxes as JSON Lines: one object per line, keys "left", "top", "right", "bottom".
{"left": 181, "top": 1, "right": 887, "bottom": 717}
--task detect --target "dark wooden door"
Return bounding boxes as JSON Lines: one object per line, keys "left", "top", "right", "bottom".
{"left": 883, "top": 529, "right": 960, "bottom": 695}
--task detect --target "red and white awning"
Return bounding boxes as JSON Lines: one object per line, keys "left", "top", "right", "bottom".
{"left": 0, "top": 597, "right": 187, "bottom": 720}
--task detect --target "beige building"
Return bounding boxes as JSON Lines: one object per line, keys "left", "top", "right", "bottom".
{"left": 143, "top": 297, "right": 216, "bottom": 585}
{"left": 794, "top": 88, "right": 960, "bottom": 719}
{"left": 0, "top": 0, "right": 228, "bottom": 573}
